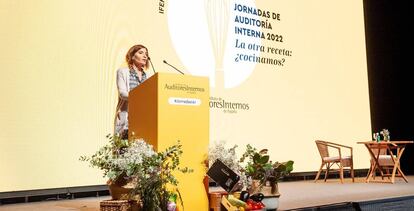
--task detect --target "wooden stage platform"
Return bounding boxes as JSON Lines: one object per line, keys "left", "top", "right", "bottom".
{"left": 1, "top": 176, "right": 413, "bottom": 210}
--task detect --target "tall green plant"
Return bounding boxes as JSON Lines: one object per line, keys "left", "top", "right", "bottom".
{"left": 239, "top": 144, "right": 294, "bottom": 187}
{"left": 266, "top": 161, "right": 294, "bottom": 183}
{"left": 132, "top": 142, "right": 192, "bottom": 210}
{"left": 239, "top": 144, "right": 273, "bottom": 183}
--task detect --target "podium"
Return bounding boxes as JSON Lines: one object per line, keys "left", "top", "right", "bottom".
{"left": 129, "top": 72, "right": 209, "bottom": 210}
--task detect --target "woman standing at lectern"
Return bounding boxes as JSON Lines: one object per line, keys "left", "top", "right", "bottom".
{"left": 114, "top": 44, "right": 150, "bottom": 138}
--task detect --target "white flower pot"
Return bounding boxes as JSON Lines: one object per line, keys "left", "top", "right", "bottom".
{"left": 262, "top": 195, "right": 279, "bottom": 210}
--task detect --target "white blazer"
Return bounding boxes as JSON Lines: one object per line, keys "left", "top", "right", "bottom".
{"left": 113, "top": 67, "right": 150, "bottom": 135}
{"left": 114, "top": 67, "right": 130, "bottom": 135}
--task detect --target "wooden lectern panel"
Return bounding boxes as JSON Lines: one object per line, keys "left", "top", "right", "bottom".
{"left": 129, "top": 72, "right": 209, "bottom": 210}
{"left": 128, "top": 73, "right": 158, "bottom": 147}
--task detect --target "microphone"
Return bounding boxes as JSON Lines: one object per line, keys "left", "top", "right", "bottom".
{"left": 148, "top": 57, "right": 156, "bottom": 75}
{"left": 163, "top": 60, "right": 185, "bottom": 75}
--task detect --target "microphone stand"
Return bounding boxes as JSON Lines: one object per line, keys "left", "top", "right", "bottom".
{"left": 148, "top": 58, "right": 156, "bottom": 75}
{"left": 163, "top": 60, "right": 185, "bottom": 75}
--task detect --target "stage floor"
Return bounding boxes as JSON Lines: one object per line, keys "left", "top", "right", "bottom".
{"left": 1, "top": 176, "right": 413, "bottom": 211}
{"left": 279, "top": 176, "right": 414, "bottom": 210}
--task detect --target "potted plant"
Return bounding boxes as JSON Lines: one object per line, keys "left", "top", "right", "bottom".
{"left": 239, "top": 144, "right": 274, "bottom": 194}
{"left": 265, "top": 160, "right": 294, "bottom": 195}
{"left": 80, "top": 134, "right": 192, "bottom": 211}
{"left": 131, "top": 142, "right": 192, "bottom": 211}
{"left": 80, "top": 134, "right": 137, "bottom": 200}
{"left": 239, "top": 144, "right": 294, "bottom": 194}
{"left": 238, "top": 144, "right": 294, "bottom": 210}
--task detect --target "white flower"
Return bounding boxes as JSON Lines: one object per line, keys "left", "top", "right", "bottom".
{"left": 208, "top": 141, "right": 241, "bottom": 173}
{"left": 102, "top": 139, "right": 158, "bottom": 178}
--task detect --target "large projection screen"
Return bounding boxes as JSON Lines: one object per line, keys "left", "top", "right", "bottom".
{"left": 0, "top": 0, "right": 371, "bottom": 192}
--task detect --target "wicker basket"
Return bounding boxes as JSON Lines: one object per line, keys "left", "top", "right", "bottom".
{"left": 100, "top": 200, "right": 141, "bottom": 211}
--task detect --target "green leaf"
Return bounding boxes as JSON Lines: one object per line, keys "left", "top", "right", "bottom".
{"left": 263, "top": 163, "right": 272, "bottom": 170}
{"left": 285, "top": 160, "right": 294, "bottom": 172}
{"left": 246, "top": 165, "right": 255, "bottom": 174}
{"left": 260, "top": 155, "right": 270, "bottom": 164}
{"left": 253, "top": 153, "right": 261, "bottom": 164}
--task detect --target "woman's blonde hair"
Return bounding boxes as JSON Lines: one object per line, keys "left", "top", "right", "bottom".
{"left": 125, "top": 44, "right": 149, "bottom": 70}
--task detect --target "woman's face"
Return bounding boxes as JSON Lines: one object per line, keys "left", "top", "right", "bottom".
{"left": 132, "top": 48, "right": 148, "bottom": 68}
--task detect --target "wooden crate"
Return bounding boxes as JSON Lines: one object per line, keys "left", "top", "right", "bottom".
{"left": 221, "top": 196, "right": 240, "bottom": 211}
{"left": 100, "top": 200, "right": 140, "bottom": 211}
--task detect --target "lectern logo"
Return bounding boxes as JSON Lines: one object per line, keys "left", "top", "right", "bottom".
{"left": 164, "top": 83, "right": 205, "bottom": 94}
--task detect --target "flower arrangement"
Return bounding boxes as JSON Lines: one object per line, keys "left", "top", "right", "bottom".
{"left": 239, "top": 144, "right": 294, "bottom": 194}
{"left": 208, "top": 141, "right": 240, "bottom": 172}
{"left": 380, "top": 129, "right": 390, "bottom": 141}
{"left": 208, "top": 142, "right": 293, "bottom": 195}
{"left": 208, "top": 141, "right": 248, "bottom": 189}
{"left": 373, "top": 129, "right": 390, "bottom": 142}
{"left": 80, "top": 134, "right": 192, "bottom": 211}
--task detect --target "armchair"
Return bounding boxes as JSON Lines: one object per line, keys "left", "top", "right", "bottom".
{"left": 314, "top": 140, "right": 354, "bottom": 183}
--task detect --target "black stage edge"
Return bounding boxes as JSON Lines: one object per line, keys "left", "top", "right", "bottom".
{"left": 0, "top": 185, "right": 109, "bottom": 205}
{"left": 290, "top": 195, "right": 414, "bottom": 211}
